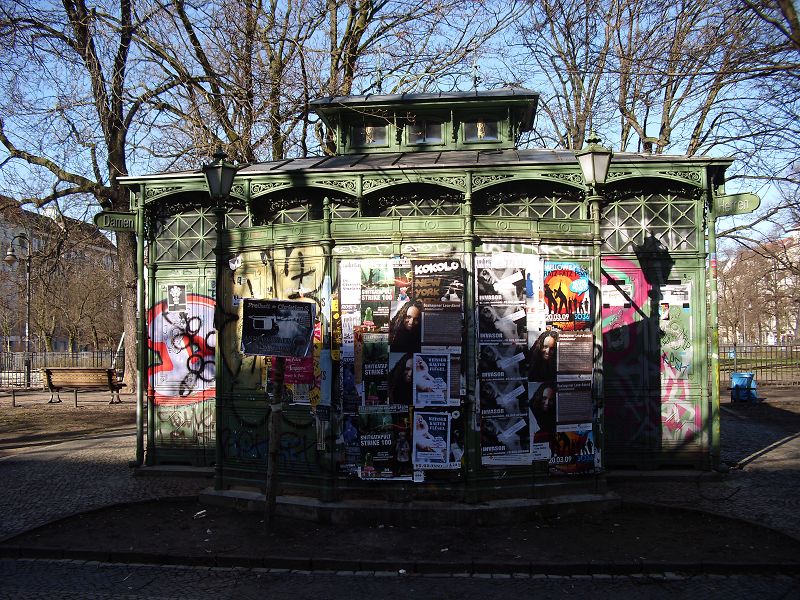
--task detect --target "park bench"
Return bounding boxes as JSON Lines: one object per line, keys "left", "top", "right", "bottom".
{"left": 41, "top": 367, "right": 126, "bottom": 405}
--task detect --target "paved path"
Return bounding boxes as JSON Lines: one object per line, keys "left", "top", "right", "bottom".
{"left": 0, "top": 429, "right": 208, "bottom": 541}
{"left": 1, "top": 389, "right": 798, "bottom": 554}
{"left": 613, "top": 396, "right": 800, "bottom": 541}
{"left": 1, "top": 558, "right": 797, "bottom": 599}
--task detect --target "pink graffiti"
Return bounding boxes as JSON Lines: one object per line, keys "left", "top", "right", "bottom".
{"left": 602, "top": 257, "right": 698, "bottom": 444}
{"left": 148, "top": 293, "right": 216, "bottom": 405}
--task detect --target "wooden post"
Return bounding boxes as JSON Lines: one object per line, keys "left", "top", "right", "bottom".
{"left": 264, "top": 355, "right": 285, "bottom": 530}
{"left": 11, "top": 389, "right": 16, "bottom": 407}
{"left": 74, "top": 390, "right": 78, "bottom": 408}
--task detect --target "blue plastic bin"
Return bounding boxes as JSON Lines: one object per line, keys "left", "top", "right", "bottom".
{"left": 731, "top": 372, "right": 757, "bottom": 402}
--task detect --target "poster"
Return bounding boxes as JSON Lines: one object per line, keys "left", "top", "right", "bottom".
{"left": 480, "top": 415, "right": 530, "bottom": 460}
{"left": 477, "top": 255, "right": 530, "bottom": 344}
{"left": 548, "top": 423, "right": 597, "bottom": 475}
{"left": 476, "top": 253, "right": 541, "bottom": 465}
{"left": 362, "top": 332, "right": 389, "bottom": 405}
{"left": 478, "top": 343, "right": 528, "bottom": 382}
{"left": 601, "top": 282, "right": 632, "bottom": 308}
{"left": 480, "top": 380, "right": 528, "bottom": 418}
{"left": 413, "top": 352, "right": 450, "bottom": 407}
{"left": 543, "top": 261, "right": 592, "bottom": 331}
{"left": 412, "top": 259, "right": 464, "bottom": 347}
{"left": 241, "top": 299, "right": 315, "bottom": 357}
{"left": 337, "top": 414, "right": 361, "bottom": 476}
{"left": 358, "top": 404, "right": 411, "bottom": 479}
{"left": 412, "top": 411, "right": 451, "bottom": 469}
{"left": 530, "top": 384, "right": 554, "bottom": 462}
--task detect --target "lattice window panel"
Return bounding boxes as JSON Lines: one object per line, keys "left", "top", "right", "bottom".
{"left": 226, "top": 211, "right": 251, "bottom": 229}
{"left": 152, "top": 209, "right": 249, "bottom": 262}
{"left": 330, "top": 202, "right": 359, "bottom": 219}
{"left": 481, "top": 194, "right": 583, "bottom": 220}
{"left": 271, "top": 205, "right": 313, "bottom": 224}
{"left": 380, "top": 197, "right": 462, "bottom": 217}
{"left": 601, "top": 193, "right": 698, "bottom": 253}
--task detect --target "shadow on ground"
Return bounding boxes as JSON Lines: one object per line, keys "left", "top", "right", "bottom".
{"left": 2, "top": 496, "right": 799, "bottom": 571}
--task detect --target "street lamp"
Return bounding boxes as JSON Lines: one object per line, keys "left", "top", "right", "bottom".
{"left": 575, "top": 131, "right": 612, "bottom": 468}
{"left": 203, "top": 149, "right": 238, "bottom": 205}
{"left": 4, "top": 233, "right": 33, "bottom": 388}
{"left": 576, "top": 131, "right": 613, "bottom": 192}
{"left": 575, "top": 130, "right": 613, "bottom": 246}
{"left": 202, "top": 149, "right": 238, "bottom": 491}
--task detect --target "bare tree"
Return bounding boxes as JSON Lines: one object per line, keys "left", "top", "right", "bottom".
{"left": 0, "top": 0, "right": 187, "bottom": 388}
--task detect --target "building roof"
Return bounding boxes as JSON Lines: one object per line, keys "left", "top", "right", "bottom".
{"left": 0, "top": 201, "right": 116, "bottom": 253}
{"left": 120, "top": 148, "right": 733, "bottom": 184}
{"left": 309, "top": 87, "right": 540, "bottom": 107}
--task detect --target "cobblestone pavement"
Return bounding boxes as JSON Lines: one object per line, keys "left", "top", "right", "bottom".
{"left": 1, "top": 389, "right": 799, "bottom": 599}
{"left": 1, "top": 559, "right": 798, "bottom": 600}
{"left": 0, "top": 393, "right": 208, "bottom": 540}
{"left": 612, "top": 391, "right": 800, "bottom": 541}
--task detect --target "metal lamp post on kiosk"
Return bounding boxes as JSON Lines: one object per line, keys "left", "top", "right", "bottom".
{"left": 575, "top": 131, "right": 612, "bottom": 467}
{"left": 4, "top": 233, "right": 33, "bottom": 389}
{"left": 202, "top": 149, "right": 238, "bottom": 490}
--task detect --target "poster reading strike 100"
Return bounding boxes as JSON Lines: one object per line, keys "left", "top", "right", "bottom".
{"left": 334, "top": 257, "right": 465, "bottom": 481}
{"left": 477, "top": 255, "right": 599, "bottom": 474}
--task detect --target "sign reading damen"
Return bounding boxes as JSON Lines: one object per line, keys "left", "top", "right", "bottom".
{"left": 93, "top": 211, "right": 136, "bottom": 232}
{"left": 241, "top": 299, "right": 316, "bottom": 358}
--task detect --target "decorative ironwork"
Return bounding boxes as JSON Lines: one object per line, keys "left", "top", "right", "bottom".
{"left": 151, "top": 208, "right": 217, "bottom": 262}
{"left": 477, "top": 191, "right": 583, "bottom": 220}
{"left": 231, "top": 183, "right": 247, "bottom": 198}
{"left": 540, "top": 172, "right": 584, "bottom": 185}
{"left": 330, "top": 201, "right": 359, "bottom": 219}
{"left": 419, "top": 175, "right": 466, "bottom": 190}
{"left": 601, "top": 192, "right": 699, "bottom": 253}
{"left": 312, "top": 179, "right": 357, "bottom": 194}
{"left": 472, "top": 174, "right": 513, "bottom": 189}
{"left": 657, "top": 170, "right": 702, "bottom": 183}
{"left": 145, "top": 186, "right": 183, "bottom": 200}
{"left": 362, "top": 177, "right": 404, "bottom": 192}
{"left": 251, "top": 181, "right": 289, "bottom": 196}
{"left": 376, "top": 193, "right": 463, "bottom": 217}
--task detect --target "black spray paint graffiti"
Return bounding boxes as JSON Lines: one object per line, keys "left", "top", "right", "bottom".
{"left": 260, "top": 247, "right": 326, "bottom": 315}
{"left": 149, "top": 293, "right": 217, "bottom": 402}
{"left": 155, "top": 400, "right": 215, "bottom": 446}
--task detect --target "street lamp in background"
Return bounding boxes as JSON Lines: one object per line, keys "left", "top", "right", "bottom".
{"left": 4, "top": 233, "right": 33, "bottom": 388}
{"left": 202, "top": 149, "right": 238, "bottom": 490}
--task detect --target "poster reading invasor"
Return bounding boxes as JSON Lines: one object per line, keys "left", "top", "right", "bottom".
{"left": 476, "top": 253, "right": 541, "bottom": 466}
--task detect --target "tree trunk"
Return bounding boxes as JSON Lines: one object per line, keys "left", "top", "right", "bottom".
{"left": 117, "top": 230, "right": 139, "bottom": 393}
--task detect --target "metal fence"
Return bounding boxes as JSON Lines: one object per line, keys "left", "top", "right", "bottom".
{"left": 0, "top": 350, "right": 124, "bottom": 389}
{"left": 719, "top": 344, "right": 800, "bottom": 386}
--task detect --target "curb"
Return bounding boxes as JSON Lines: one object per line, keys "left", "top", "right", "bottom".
{"left": 0, "top": 545, "right": 797, "bottom": 576}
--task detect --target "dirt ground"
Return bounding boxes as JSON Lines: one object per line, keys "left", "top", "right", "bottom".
{"left": 0, "top": 393, "right": 135, "bottom": 456}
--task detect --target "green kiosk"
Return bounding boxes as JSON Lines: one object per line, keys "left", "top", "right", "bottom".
{"left": 111, "top": 89, "right": 756, "bottom": 507}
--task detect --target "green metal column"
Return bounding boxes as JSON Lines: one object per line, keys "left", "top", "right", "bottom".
{"left": 135, "top": 188, "right": 146, "bottom": 467}
{"left": 463, "top": 176, "right": 479, "bottom": 503}
{"left": 708, "top": 196, "right": 721, "bottom": 469}
{"left": 589, "top": 193, "right": 604, "bottom": 469}
{"left": 213, "top": 204, "right": 227, "bottom": 489}
{"left": 145, "top": 250, "right": 156, "bottom": 465}
{"left": 321, "top": 196, "right": 336, "bottom": 502}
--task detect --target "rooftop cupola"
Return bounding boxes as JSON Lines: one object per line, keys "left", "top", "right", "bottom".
{"left": 310, "top": 88, "right": 539, "bottom": 155}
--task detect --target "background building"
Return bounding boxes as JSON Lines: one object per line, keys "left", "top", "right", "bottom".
{"left": 0, "top": 200, "right": 121, "bottom": 352}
